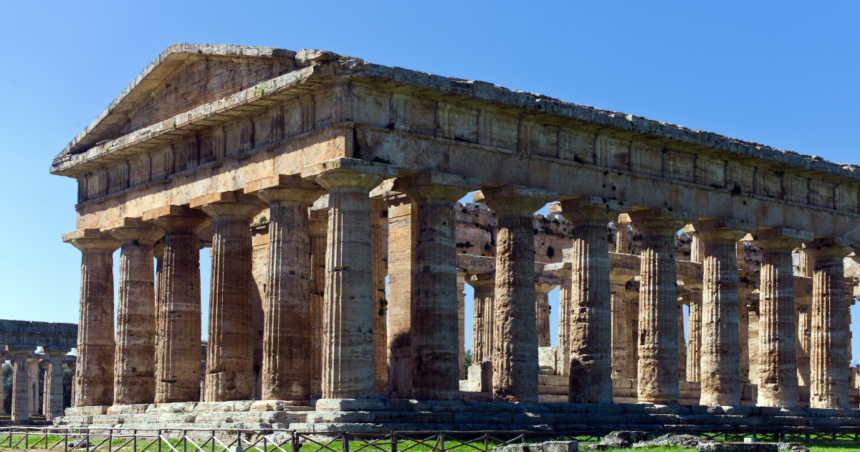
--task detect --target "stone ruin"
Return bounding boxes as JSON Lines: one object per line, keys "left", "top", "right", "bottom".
{"left": 45, "top": 44, "right": 860, "bottom": 432}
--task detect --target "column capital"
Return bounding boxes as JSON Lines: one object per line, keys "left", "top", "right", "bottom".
{"left": 473, "top": 185, "right": 557, "bottom": 217}
{"left": 394, "top": 171, "right": 481, "bottom": 203}
{"left": 747, "top": 227, "right": 813, "bottom": 251}
{"left": 191, "top": 190, "right": 266, "bottom": 220}
{"left": 683, "top": 218, "right": 758, "bottom": 243}
{"left": 26, "top": 354, "right": 41, "bottom": 363}
{"left": 622, "top": 208, "right": 697, "bottom": 233}
{"left": 62, "top": 229, "right": 121, "bottom": 252}
{"left": 143, "top": 205, "right": 212, "bottom": 231}
{"left": 550, "top": 197, "right": 631, "bottom": 225}
{"left": 302, "top": 158, "right": 398, "bottom": 193}
{"left": 465, "top": 273, "right": 495, "bottom": 290}
{"left": 245, "top": 174, "right": 325, "bottom": 205}
{"left": 545, "top": 262, "right": 572, "bottom": 279}
{"left": 102, "top": 217, "right": 164, "bottom": 245}
{"left": 42, "top": 346, "right": 71, "bottom": 356}
{"left": 802, "top": 237, "right": 855, "bottom": 260}
{"left": 6, "top": 345, "right": 37, "bottom": 355}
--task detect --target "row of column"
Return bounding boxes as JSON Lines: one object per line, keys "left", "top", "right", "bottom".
{"left": 1, "top": 347, "right": 70, "bottom": 422}
{"left": 66, "top": 158, "right": 857, "bottom": 409}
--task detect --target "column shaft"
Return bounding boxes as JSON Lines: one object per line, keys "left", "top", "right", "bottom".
{"left": 146, "top": 207, "right": 210, "bottom": 403}
{"left": 10, "top": 350, "right": 35, "bottom": 422}
{"left": 478, "top": 186, "right": 556, "bottom": 403}
{"left": 309, "top": 204, "right": 328, "bottom": 395}
{"left": 806, "top": 239, "right": 852, "bottom": 409}
{"left": 558, "top": 276, "right": 572, "bottom": 348}
{"left": 385, "top": 194, "right": 416, "bottom": 394}
{"left": 64, "top": 229, "right": 120, "bottom": 407}
{"left": 458, "top": 270, "right": 466, "bottom": 380}
{"left": 535, "top": 284, "right": 552, "bottom": 348}
{"left": 610, "top": 279, "right": 631, "bottom": 379}
{"left": 44, "top": 347, "right": 70, "bottom": 420}
{"left": 372, "top": 204, "right": 388, "bottom": 393}
{"left": 468, "top": 275, "right": 495, "bottom": 364}
{"left": 796, "top": 304, "right": 812, "bottom": 387}
{"left": 686, "top": 290, "right": 702, "bottom": 383}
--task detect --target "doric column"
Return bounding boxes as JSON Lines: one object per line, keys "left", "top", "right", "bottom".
{"left": 371, "top": 199, "right": 389, "bottom": 393}
{"left": 153, "top": 240, "right": 164, "bottom": 388}
{"left": 9, "top": 346, "right": 36, "bottom": 422}
{"left": 42, "top": 360, "right": 49, "bottom": 416}
{"left": 28, "top": 355, "right": 39, "bottom": 415}
{"left": 628, "top": 295, "right": 639, "bottom": 379}
{"left": 750, "top": 227, "right": 813, "bottom": 408}
{"left": 303, "top": 158, "right": 397, "bottom": 400}
{"left": 475, "top": 186, "right": 557, "bottom": 403}
{"left": 685, "top": 284, "right": 702, "bottom": 383}
{"left": 685, "top": 219, "right": 756, "bottom": 406}
{"left": 0, "top": 348, "right": 5, "bottom": 416}
{"left": 457, "top": 269, "right": 467, "bottom": 380}
{"left": 246, "top": 176, "right": 323, "bottom": 402}
{"left": 535, "top": 281, "right": 554, "bottom": 347}
{"left": 804, "top": 237, "right": 853, "bottom": 409}
{"left": 739, "top": 283, "right": 754, "bottom": 384}
{"left": 143, "top": 205, "right": 211, "bottom": 403}
{"left": 467, "top": 274, "right": 495, "bottom": 364}
{"left": 43, "top": 346, "right": 70, "bottom": 421}
{"left": 309, "top": 199, "right": 328, "bottom": 395}
{"left": 104, "top": 218, "right": 163, "bottom": 405}
{"left": 796, "top": 303, "right": 812, "bottom": 387}
{"left": 616, "top": 219, "right": 630, "bottom": 254}
{"left": 677, "top": 297, "right": 687, "bottom": 381}
{"left": 67, "top": 360, "right": 76, "bottom": 407}
{"left": 627, "top": 208, "right": 697, "bottom": 404}
{"left": 62, "top": 228, "right": 120, "bottom": 407}
{"left": 547, "top": 262, "right": 573, "bottom": 348}
{"left": 395, "top": 171, "right": 480, "bottom": 400}
{"left": 554, "top": 198, "right": 627, "bottom": 403}
{"left": 610, "top": 272, "right": 635, "bottom": 380}
{"left": 385, "top": 192, "right": 416, "bottom": 394}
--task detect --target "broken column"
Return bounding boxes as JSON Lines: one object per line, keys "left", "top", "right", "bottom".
{"left": 143, "top": 205, "right": 211, "bottom": 403}
{"left": 304, "top": 158, "right": 397, "bottom": 400}
{"left": 750, "top": 227, "right": 813, "bottom": 407}
{"left": 191, "top": 191, "right": 264, "bottom": 402}
{"left": 804, "top": 237, "right": 853, "bottom": 409}
{"left": 396, "top": 171, "right": 480, "bottom": 400}
{"left": 385, "top": 192, "right": 416, "bottom": 395}
{"left": 43, "top": 346, "right": 70, "bottom": 421}
{"left": 63, "top": 228, "right": 120, "bottom": 407}
{"left": 309, "top": 199, "right": 328, "bottom": 395}
{"left": 246, "top": 176, "right": 323, "bottom": 402}
{"left": 628, "top": 208, "right": 696, "bottom": 404}
{"left": 685, "top": 219, "right": 756, "bottom": 406}
{"left": 105, "top": 218, "right": 163, "bottom": 405}
{"left": 371, "top": 199, "right": 389, "bottom": 393}
{"left": 9, "top": 347, "right": 36, "bottom": 422}
{"left": 475, "top": 185, "right": 557, "bottom": 403}
{"left": 555, "top": 198, "right": 628, "bottom": 404}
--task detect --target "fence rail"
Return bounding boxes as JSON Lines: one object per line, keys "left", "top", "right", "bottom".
{"left": 1, "top": 426, "right": 859, "bottom": 452}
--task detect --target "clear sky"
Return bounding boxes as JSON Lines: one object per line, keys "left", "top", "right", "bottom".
{"left": 1, "top": 1, "right": 859, "bottom": 362}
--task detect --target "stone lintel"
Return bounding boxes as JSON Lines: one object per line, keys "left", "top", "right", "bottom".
{"left": 189, "top": 190, "right": 265, "bottom": 209}
{"left": 681, "top": 276, "right": 704, "bottom": 291}
{"left": 473, "top": 185, "right": 558, "bottom": 214}
{"left": 609, "top": 252, "right": 641, "bottom": 273}
{"left": 142, "top": 205, "right": 210, "bottom": 223}
{"left": 42, "top": 346, "right": 71, "bottom": 356}
{"left": 550, "top": 197, "right": 631, "bottom": 216}
{"left": 62, "top": 228, "right": 114, "bottom": 243}
{"left": 802, "top": 237, "right": 856, "bottom": 254}
{"left": 6, "top": 345, "right": 37, "bottom": 355}
{"left": 676, "top": 260, "right": 704, "bottom": 280}
{"left": 244, "top": 174, "right": 321, "bottom": 194}
{"left": 683, "top": 218, "right": 758, "bottom": 235}
{"left": 300, "top": 158, "right": 399, "bottom": 180}
{"left": 621, "top": 207, "right": 698, "bottom": 226}
{"left": 458, "top": 255, "right": 495, "bottom": 275}
{"left": 744, "top": 227, "right": 814, "bottom": 244}
{"left": 393, "top": 171, "right": 481, "bottom": 193}
{"left": 544, "top": 262, "right": 572, "bottom": 278}
{"left": 100, "top": 217, "right": 151, "bottom": 231}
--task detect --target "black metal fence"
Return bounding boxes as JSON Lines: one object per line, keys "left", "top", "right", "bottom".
{"left": 1, "top": 426, "right": 859, "bottom": 452}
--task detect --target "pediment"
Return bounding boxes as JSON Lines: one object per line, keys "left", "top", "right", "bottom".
{"left": 57, "top": 44, "right": 296, "bottom": 160}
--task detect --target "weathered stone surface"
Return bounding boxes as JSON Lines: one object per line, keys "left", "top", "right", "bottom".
{"left": 105, "top": 218, "right": 163, "bottom": 405}
{"left": 8, "top": 345, "right": 37, "bottom": 422}
{"left": 309, "top": 199, "right": 328, "bottom": 395}
{"left": 63, "top": 229, "right": 121, "bottom": 408}
{"left": 396, "top": 171, "right": 480, "bottom": 400}
{"left": 475, "top": 186, "right": 558, "bottom": 403}
{"left": 44, "top": 346, "right": 71, "bottom": 420}
{"left": 247, "top": 176, "right": 323, "bottom": 402}
{"left": 385, "top": 193, "right": 416, "bottom": 395}
{"left": 626, "top": 208, "right": 697, "bottom": 404}
{"left": 804, "top": 238, "right": 853, "bottom": 409}
{"left": 750, "top": 228, "right": 813, "bottom": 407}
{"left": 468, "top": 274, "right": 495, "bottom": 364}
{"left": 303, "top": 158, "right": 397, "bottom": 399}
{"left": 144, "top": 206, "right": 211, "bottom": 403}
{"left": 371, "top": 199, "right": 388, "bottom": 392}
{"left": 535, "top": 282, "right": 553, "bottom": 348}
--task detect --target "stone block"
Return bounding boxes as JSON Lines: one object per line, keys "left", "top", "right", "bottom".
{"left": 306, "top": 411, "right": 378, "bottom": 423}
{"left": 157, "top": 413, "right": 197, "bottom": 423}
{"left": 539, "top": 347, "right": 558, "bottom": 374}
{"left": 544, "top": 442, "right": 578, "bottom": 452}
{"left": 538, "top": 395, "right": 568, "bottom": 403}
{"left": 316, "top": 398, "right": 387, "bottom": 411}
{"left": 697, "top": 443, "right": 778, "bottom": 452}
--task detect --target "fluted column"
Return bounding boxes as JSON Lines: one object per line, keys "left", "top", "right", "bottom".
{"left": 191, "top": 192, "right": 264, "bottom": 402}
{"left": 805, "top": 238, "right": 853, "bottom": 409}
{"left": 535, "top": 282, "right": 554, "bottom": 347}
{"left": 628, "top": 208, "right": 696, "bottom": 404}
{"left": 628, "top": 295, "right": 639, "bottom": 379}
{"left": 371, "top": 199, "right": 389, "bottom": 393}
{"left": 0, "top": 349, "right": 5, "bottom": 416}
{"left": 63, "top": 228, "right": 120, "bottom": 407}
{"left": 476, "top": 186, "right": 557, "bottom": 403}
{"left": 739, "top": 282, "right": 754, "bottom": 384}
{"left": 385, "top": 193, "right": 416, "bottom": 394}
{"left": 143, "top": 205, "right": 211, "bottom": 403}
{"left": 43, "top": 346, "right": 70, "bottom": 420}
{"left": 309, "top": 200, "right": 328, "bottom": 395}
{"left": 246, "top": 176, "right": 323, "bottom": 402}
{"left": 396, "top": 172, "right": 480, "bottom": 400}
{"left": 9, "top": 347, "right": 36, "bottom": 422}
{"left": 750, "top": 227, "right": 812, "bottom": 407}
{"left": 685, "top": 286, "right": 702, "bottom": 383}
{"left": 677, "top": 298, "right": 687, "bottom": 381}
{"left": 548, "top": 263, "right": 573, "bottom": 348}
{"left": 467, "top": 274, "right": 495, "bottom": 364}
{"left": 554, "top": 198, "right": 628, "bottom": 403}
{"left": 304, "top": 158, "right": 397, "bottom": 400}
{"left": 796, "top": 303, "right": 812, "bottom": 387}
{"left": 610, "top": 273, "right": 635, "bottom": 379}
{"left": 28, "top": 355, "right": 39, "bottom": 415}
{"left": 104, "top": 218, "right": 163, "bottom": 405}
{"left": 458, "top": 269, "right": 467, "bottom": 380}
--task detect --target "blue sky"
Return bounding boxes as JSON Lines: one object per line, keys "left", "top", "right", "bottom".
{"left": 1, "top": 1, "right": 859, "bottom": 361}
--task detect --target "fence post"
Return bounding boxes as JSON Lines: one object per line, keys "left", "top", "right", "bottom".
{"left": 439, "top": 433, "right": 445, "bottom": 452}
{"left": 342, "top": 432, "right": 349, "bottom": 452}
{"left": 109, "top": 429, "right": 113, "bottom": 452}
{"left": 158, "top": 429, "right": 162, "bottom": 452}
{"left": 184, "top": 430, "right": 188, "bottom": 452}
{"left": 391, "top": 432, "right": 398, "bottom": 452}
{"left": 134, "top": 430, "right": 138, "bottom": 452}
{"left": 291, "top": 431, "right": 300, "bottom": 452}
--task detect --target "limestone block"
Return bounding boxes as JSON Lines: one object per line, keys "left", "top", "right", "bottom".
{"left": 107, "top": 404, "right": 150, "bottom": 415}
{"left": 543, "top": 442, "right": 578, "bottom": 452}
{"left": 538, "top": 347, "right": 558, "bottom": 374}
{"left": 556, "top": 347, "right": 570, "bottom": 376}
{"left": 315, "top": 398, "right": 387, "bottom": 411}
{"left": 696, "top": 444, "right": 777, "bottom": 452}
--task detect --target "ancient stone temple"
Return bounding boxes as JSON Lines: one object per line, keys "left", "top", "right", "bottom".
{"left": 50, "top": 44, "right": 860, "bottom": 432}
